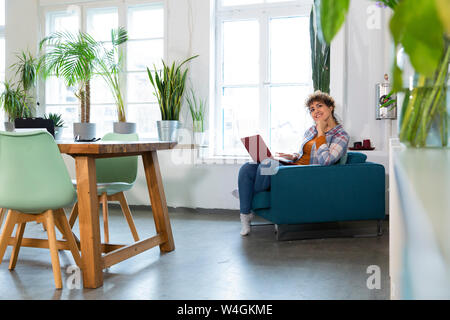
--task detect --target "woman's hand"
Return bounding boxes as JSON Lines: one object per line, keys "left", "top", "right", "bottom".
{"left": 275, "top": 152, "right": 295, "bottom": 161}
{"left": 316, "top": 119, "right": 327, "bottom": 136}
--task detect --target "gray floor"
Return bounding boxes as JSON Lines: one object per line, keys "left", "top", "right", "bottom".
{"left": 0, "top": 207, "right": 389, "bottom": 300}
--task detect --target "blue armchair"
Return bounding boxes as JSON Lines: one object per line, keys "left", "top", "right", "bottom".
{"left": 251, "top": 152, "right": 386, "bottom": 240}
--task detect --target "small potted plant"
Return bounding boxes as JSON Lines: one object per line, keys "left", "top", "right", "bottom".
{"left": 187, "top": 88, "right": 207, "bottom": 146}
{"left": 147, "top": 55, "right": 198, "bottom": 141}
{"left": 45, "top": 113, "right": 65, "bottom": 140}
{"left": 0, "top": 81, "right": 30, "bottom": 131}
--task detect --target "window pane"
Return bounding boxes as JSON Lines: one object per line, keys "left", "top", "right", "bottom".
{"left": 270, "top": 16, "right": 312, "bottom": 84}
{"left": 127, "top": 103, "right": 161, "bottom": 138}
{"left": 221, "top": 0, "right": 263, "bottom": 6}
{"left": 127, "top": 39, "right": 164, "bottom": 71}
{"left": 127, "top": 72, "right": 157, "bottom": 103}
{"left": 87, "top": 7, "right": 118, "bottom": 42}
{"left": 223, "top": 20, "right": 259, "bottom": 85}
{"left": 128, "top": 5, "right": 164, "bottom": 39}
{"left": 270, "top": 85, "right": 314, "bottom": 153}
{"left": 90, "top": 104, "right": 116, "bottom": 136}
{"left": 45, "top": 76, "right": 78, "bottom": 104}
{"left": 221, "top": 87, "right": 259, "bottom": 155}
{"left": 90, "top": 75, "right": 115, "bottom": 104}
{"left": 47, "top": 11, "right": 79, "bottom": 34}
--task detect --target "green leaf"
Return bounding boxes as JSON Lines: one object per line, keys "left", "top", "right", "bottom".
{"left": 390, "top": 0, "right": 444, "bottom": 77}
{"left": 319, "top": 0, "right": 350, "bottom": 44}
{"left": 435, "top": 0, "right": 450, "bottom": 35}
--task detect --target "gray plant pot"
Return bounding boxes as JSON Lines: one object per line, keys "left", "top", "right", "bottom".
{"left": 113, "top": 122, "right": 136, "bottom": 134}
{"left": 54, "top": 127, "right": 64, "bottom": 140}
{"left": 73, "top": 122, "right": 96, "bottom": 141}
{"left": 3, "top": 122, "right": 14, "bottom": 132}
{"left": 157, "top": 120, "right": 180, "bottom": 142}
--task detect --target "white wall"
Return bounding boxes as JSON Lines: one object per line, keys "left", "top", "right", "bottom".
{"left": 5, "top": 0, "right": 395, "bottom": 210}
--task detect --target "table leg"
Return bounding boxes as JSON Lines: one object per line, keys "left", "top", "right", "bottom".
{"left": 75, "top": 156, "right": 103, "bottom": 288}
{"left": 142, "top": 151, "right": 175, "bottom": 252}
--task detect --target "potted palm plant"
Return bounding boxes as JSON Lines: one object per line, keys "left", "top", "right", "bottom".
{"left": 0, "top": 81, "right": 30, "bottom": 131}
{"left": 147, "top": 55, "right": 198, "bottom": 141}
{"left": 39, "top": 31, "right": 101, "bottom": 140}
{"left": 44, "top": 113, "right": 65, "bottom": 140}
{"left": 187, "top": 88, "right": 207, "bottom": 146}
{"left": 96, "top": 27, "right": 135, "bottom": 134}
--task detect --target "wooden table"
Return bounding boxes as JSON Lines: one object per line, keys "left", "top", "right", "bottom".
{"left": 58, "top": 140, "right": 180, "bottom": 289}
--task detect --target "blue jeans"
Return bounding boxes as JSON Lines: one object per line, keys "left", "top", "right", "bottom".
{"left": 238, "top": 159, "right": 281, "bottom": 214}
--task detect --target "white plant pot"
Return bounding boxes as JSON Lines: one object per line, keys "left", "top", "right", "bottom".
{"left": 54, "top": 127, "right": 64, "bottom": 140}
{"left": 113, "top": 122, "right": 136, "bottom": 134}
{"left": 157, "top": 120, "right": 180, "bottom": 142}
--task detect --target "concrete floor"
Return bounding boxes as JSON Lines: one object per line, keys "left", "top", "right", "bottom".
{"left": 0, "top": 207, "right": 389, "bottom": 300}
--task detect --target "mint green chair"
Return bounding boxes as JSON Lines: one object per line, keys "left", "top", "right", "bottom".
{"left": 0, "top": 131, "right": 81, "bottom": 289}
{"left": 69, "top": 132, "right": 140, "bottom": 243}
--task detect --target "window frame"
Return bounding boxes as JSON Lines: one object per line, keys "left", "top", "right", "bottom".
{"left": 38, "top": 0, "right": 167, "bottom": 138}
{"left": 213, "top": 0, "right": 313, "bottom": 157}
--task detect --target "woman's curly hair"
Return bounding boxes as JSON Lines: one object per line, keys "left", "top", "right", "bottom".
{"left": 305, "top": 90, "right": 339, "bottom": 124}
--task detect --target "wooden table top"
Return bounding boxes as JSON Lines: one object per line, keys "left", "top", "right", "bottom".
{"left": 57, "top": 140, "right": 195, "bottom": 156}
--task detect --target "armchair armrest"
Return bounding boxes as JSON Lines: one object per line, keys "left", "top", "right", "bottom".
{"left": 266, "top": 163, "right": 385, "bottom": 224}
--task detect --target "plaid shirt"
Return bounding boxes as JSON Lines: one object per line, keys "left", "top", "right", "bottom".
{"left": 294, "top": 124, "right": 350, "bottom": 166}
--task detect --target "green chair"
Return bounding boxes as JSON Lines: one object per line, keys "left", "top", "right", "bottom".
{"left": 0, "top": 131, "right": 81, "bottom": 289}
{"left": 69, "top": 132, "right": 140, "bottom": 243}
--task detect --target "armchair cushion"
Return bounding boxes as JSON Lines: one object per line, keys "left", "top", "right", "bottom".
{"left": 346, "top": 152, "right": 367, "bottom": 164}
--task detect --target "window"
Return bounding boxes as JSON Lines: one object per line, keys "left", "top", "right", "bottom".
{"left": 126, "top": 4, "right": 164, "bottom": 137}
{"left": 0, "top": 0, "right": 5, "bottom": 125}
{"left": 214, "top": 0, "right": 314, "bottom": 157}
{"left": 44, "top": 9, "right": 81, "bottom": 137}
{"left": 43, "top": 1, "right": 164, "bottom": 139}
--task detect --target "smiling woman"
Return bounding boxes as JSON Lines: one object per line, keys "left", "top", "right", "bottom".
{"left": 236, "top": 90, "right": 350, "bottom": 236}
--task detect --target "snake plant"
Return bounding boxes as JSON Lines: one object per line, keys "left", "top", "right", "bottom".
{"left": 310, "top": 0, "right": 330, "bottom": 93}
{"left": 147, "top": 55, "right": 198, "bottom": 121}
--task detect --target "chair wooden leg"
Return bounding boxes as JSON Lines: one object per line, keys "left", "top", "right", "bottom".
{"left": 0, "top": 210, "right": 17, "bottom": 265}
{"left": 101, "top": 193, "right": 110, "bottom": 243}
{"left": 117, "top": 192, "right": 140, "bottom": 242}
{"left": 55, "top": 209, "right": 82, "bottom": 268}
{"left": 9, "top": 222, "right": 26, "bottom": 270}
{"left": 68, "top": 202, "right": 79, "bottom": 229}
{"left": 0, "top": 208, "right": 5, "bottom": 230}
{"left": 45, "top": 210, "right": 62, "bottom": 289}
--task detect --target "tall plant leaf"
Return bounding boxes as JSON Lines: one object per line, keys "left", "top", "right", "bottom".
{"left": 318, "top": 0, "right": 350, "bottom": 44}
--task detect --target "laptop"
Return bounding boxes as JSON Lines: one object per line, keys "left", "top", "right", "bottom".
{"left": 240, "top": 134, "right": 295, "bottom": 165}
